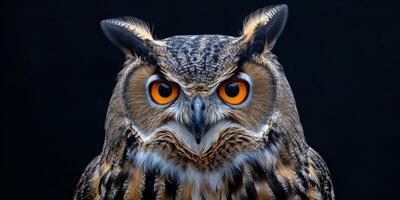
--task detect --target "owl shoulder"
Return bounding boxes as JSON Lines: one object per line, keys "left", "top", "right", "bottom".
{"left": 73, "top": 155, "right": 101, "bottom": 200}
{"left": 307, "top": 147, "right": 335, "bottom": 200}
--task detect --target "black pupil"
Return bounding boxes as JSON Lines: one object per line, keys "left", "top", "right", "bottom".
{"left": 158, "top": 83, "right": 172, "bottom": 97}
{"left": 225, "top": 82, "right": 240, "bottom": 97}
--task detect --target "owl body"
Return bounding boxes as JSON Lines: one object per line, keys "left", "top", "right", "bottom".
{"left": 74, "top": 5, "right": 334, "bottom": 200}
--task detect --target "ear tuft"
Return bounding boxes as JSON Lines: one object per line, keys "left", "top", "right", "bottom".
{"left": 103, "top": 17, "right": 155, "bottom": 42}
{"left": 240, "top": 5, "right": 288, "bottom": 54}
{"left": 101, "top": 17, "right": 164, "bottom": 60}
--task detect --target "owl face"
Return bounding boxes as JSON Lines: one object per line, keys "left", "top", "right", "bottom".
{"left": 102, "top": 5, "right": 292, "bottom": 169}
{"left": 124, "top": 35, "right": 274, "bottom": 145}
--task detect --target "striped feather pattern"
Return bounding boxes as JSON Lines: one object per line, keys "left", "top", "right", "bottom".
{"left": 74, "top": 128, "right": 334, "bottom": 200}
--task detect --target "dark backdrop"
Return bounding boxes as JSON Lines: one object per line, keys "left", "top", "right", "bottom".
{"left": 2, "top": 0, "right": 399, "bottom": 199}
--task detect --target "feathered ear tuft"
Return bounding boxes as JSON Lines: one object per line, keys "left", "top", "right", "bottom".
{"left": 240, "top": 5, "right": 288, "bottom": 55}
{"left": 100, "top": 17, "right": 165, "bottom": 61}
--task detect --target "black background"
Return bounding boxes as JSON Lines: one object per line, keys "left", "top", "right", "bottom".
{"left": 2, "top": 0, "right": 399, "bottom": 199}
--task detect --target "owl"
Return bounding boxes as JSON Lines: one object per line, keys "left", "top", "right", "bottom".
{"left": 74, "top": 4, "right": 334, "bottom": 200}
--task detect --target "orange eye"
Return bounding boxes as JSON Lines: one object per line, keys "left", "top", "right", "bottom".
{"left": 149, "top": 80, "right": 179, "bottom": 105}
{"left": 218, "top": 79, "right": 249, "bottom": 105}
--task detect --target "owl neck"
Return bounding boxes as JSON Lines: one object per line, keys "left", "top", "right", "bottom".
{"left": 96, "top": 125, "right": 311, "bottom": 200}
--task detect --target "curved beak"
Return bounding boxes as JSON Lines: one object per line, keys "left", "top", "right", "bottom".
{"left": 191, "top": 96, "right": 205, "bottom": 144}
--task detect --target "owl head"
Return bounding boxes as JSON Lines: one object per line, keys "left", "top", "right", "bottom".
{"left": 100, "top": 5, "right": 305, "bottom": 171}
